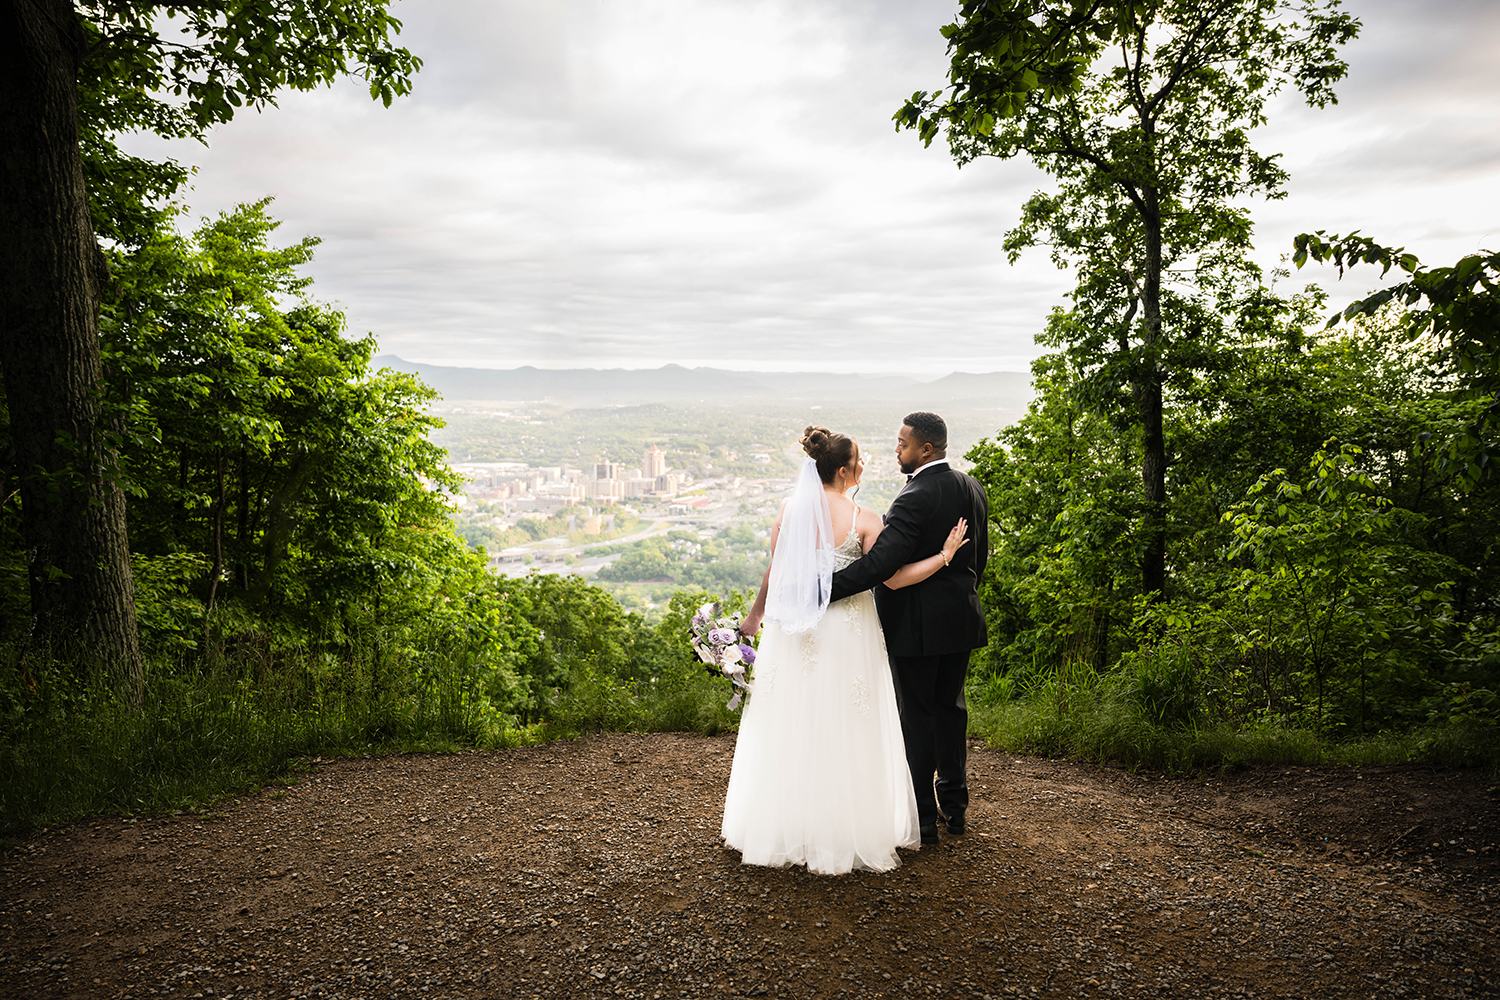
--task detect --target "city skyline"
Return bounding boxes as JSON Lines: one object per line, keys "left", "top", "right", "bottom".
{"left": 453, "top": 441, "right": 691, "bottom": 512}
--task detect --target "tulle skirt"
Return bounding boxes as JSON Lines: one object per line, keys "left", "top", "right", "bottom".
{"left": 721, "top": 590, "right": 920, "bottom": 874}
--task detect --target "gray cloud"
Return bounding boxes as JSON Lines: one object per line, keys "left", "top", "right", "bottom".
{"left": 1251, "top": 0, "right": 1500, "bottom": 287}
{"left": 117, "top": 0, "right": 1500, "bottom": 375}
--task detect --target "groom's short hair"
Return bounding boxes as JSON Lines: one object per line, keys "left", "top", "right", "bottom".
{"left": 903, "top": 411, "right": 947, "bottom": 450}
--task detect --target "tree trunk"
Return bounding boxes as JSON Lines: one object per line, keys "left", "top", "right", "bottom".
{"left": 1138, "top": 188, "right": 1167, "bottom": 598}
{"left": 235, "top": 447, "right": 250, "bottom": 590}
{"left": 205, "top": 449, "right": 225, "bottom": 614}
{"left": 175, "top": 447, "right": 190, "bottom": 544}
{"left": 248, "top": 447, "right": 319, "bottom": 605}
{"left": 0, "top": 0, "right": 142, "bottom": 697}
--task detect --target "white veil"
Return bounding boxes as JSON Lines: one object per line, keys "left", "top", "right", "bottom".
{"left": 764, "top": 457, "right": 835, "bottom": 635}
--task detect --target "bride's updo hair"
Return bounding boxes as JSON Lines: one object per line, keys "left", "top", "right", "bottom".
{"left": 800, "top": 425, "right": 856, "bottom": 484}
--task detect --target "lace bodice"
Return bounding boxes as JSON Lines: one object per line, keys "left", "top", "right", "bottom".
{"left": 832, "top": 503, "right": 863, "bottom": 571}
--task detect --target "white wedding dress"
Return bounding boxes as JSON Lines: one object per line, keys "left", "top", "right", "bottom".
{"left": 721, "top": 512, "right": 921, "bottom": 874}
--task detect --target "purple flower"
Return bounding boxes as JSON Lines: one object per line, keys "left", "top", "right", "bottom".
{"left": 737, "top": 643, "right": 756, "bottom": 665}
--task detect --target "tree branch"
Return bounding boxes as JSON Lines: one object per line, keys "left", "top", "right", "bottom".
{"left": 1144, "top": 6, "right": 1226, "bottom": 120}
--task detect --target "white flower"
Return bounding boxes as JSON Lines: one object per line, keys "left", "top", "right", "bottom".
{"left": 720, "top": 645, "right": 742, "bottom": 671}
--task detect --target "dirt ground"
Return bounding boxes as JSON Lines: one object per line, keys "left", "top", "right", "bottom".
{"left": 1, "top": 732, "right": 1496, "bottom": 999}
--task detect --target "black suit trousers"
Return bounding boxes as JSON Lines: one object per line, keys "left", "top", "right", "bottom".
{"left": 890, "top": 650, "right": 970, "bottom": 825}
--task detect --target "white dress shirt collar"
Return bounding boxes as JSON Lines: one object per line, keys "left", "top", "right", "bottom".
{"left": 907, "top": 457, "right": 949, "bottom": 481}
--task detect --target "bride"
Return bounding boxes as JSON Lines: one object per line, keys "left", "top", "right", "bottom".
{"left": 723, "top": 425, "right": 969, "bottom": 874}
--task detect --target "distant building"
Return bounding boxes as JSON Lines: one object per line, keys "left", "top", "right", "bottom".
{"left": 594, "top": 461, "right": 620, "bottom": 481}
{"left": 536, "top": 481, "right": 584, "bottom": 507}
{"left": 644, "top": 444, "right": 667, "bottom": 479}
{"left": 585, "top": 479, "right": 625, "bottom": 501}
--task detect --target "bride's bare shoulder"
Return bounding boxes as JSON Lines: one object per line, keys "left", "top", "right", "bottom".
{"left": 825, "top": 492, "right": 855, "bottom": 527}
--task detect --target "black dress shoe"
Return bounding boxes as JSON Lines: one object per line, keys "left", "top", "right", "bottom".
{"left": 919, "top": 824, "right": 940, "bottom": 846}
{"left": 943, "top": 810, "right": 966, "bottom": 835}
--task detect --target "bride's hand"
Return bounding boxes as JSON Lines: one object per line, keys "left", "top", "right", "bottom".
{"left": 738, "top": 614, "right": 762, "bottom": 638}
{"left": 942, "top": 518, "right": 971, "bottom": 563}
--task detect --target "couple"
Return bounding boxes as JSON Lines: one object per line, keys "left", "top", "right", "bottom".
{"left": 723, "top": 412, "right": 989, "bottom": 874}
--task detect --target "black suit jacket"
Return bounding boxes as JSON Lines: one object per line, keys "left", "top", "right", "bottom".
{"left": 830, "top": 463, "right": 989, "bottom": 657}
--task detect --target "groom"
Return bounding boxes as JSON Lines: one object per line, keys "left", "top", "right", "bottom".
{"left": 829, "top": 412, "right": 988, "bottom": 846}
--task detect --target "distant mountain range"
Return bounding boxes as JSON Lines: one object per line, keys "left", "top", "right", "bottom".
{"left": 374, "top": 356, "right": 1034, "bottom": 408}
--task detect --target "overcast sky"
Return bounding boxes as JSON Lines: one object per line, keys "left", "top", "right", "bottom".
{"left": 120, "top": 0, "right": 1500, "bottom": 377}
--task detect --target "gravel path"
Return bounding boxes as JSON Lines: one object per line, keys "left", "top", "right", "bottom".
{"left": 2, "top": 732, "right": 1496, "bottom": 999}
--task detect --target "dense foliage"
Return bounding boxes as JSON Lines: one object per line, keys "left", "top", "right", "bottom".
{"left": 595, "top": 529, "right": 767, "bottom": 592}
{"left": 0, "top": 198, "right": 748, "bottom": 834}
{"left": 3, "top": 0, "right": 430, "bottom": 697}
{"left": 967, "top": 283, "right": 1500, "bottom": 754}
{"left": 454, "top": 506, "right": 644, "bottom": 555}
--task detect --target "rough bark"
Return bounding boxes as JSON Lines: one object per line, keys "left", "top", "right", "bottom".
{"left": 1139, "top": 187, "right": 1167, "bottom": 598}
{"left": 205, "top": 450, "right": 225, "bottom": 614}
{"left": 235, "top": 448, "right": 250, "bottom": 590}
{"left": 0, "top": 0, "right": 143, "bottom": 697}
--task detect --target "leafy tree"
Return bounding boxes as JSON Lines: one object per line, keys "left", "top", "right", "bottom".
{"left": 1293, "top": 232, "right": 1500, "bottom": 483}
{"left": 102, "top": 200, "right": 320, "bottom": 606}
{"left": 967, "top": 284, "right": 1500, "bottom": 737}
{"left": 96, "top": 202, "right": 467, "bottom": 650}
{"left": 0, "top": 0, "right": 420, "bottom": 691}
{"left": 967, "top": 319, "right": 1143, "bottom": 672}
{"left": 1222, "top": 446, "right": 1438, "bottom": 732}
{"left": 897, "top": 0, "right": 1358, "bottom": 595}
{"left": 597, "top": 538, "right": 677, "bottom": 583}
{"left": 491, "top": 573, "right": 655, "bottom": 725}
{"left": 593, "top": 534, "right": 767, "bottom": 592}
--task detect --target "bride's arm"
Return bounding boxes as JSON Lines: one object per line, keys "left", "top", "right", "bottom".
{"left": 883, "top": 518, "right": 969, "bottom": 591}
{"left": 739, "top": 562, "right": 772, "bottom": 637}
{"left": 738, "top": 503, "right": 785, "bottom": 637}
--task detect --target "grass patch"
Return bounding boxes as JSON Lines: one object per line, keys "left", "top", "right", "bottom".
{"left": 0, "top": 635, "right": 737, "bottom": 838}
{"left": 967, "top": 665, "right": 1500, "bottom": 775}
{"left": 9, "top": 622, "right": 1494, "bottom": 839}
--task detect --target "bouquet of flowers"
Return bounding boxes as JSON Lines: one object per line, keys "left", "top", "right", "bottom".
{"left": 689, "top": 601, "right": 756, "bottom": 710}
